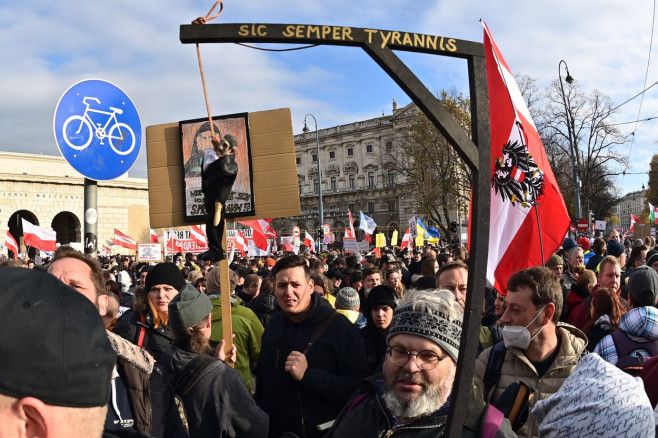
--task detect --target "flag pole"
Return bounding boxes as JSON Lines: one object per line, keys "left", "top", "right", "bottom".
{"left": 220, "top": 218, "right": 234, "bottom": 367}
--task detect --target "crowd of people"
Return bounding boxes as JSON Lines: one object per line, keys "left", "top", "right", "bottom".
{"left": 1, "top": 234, "right": 657, "bottom": 437}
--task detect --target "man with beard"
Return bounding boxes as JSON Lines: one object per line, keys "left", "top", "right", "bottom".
{"left": 327, "top": 289, "right": 515, "bottom": 437}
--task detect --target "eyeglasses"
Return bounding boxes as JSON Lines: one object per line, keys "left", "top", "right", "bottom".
{"left": 387, "top": 346, "right": 448, "bottom": 370}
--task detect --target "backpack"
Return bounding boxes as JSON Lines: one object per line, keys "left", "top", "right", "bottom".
{"left": 610, "top": 329, "right": 658, "bottom": 376}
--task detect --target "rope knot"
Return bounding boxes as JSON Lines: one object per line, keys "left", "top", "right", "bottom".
{"left": 191, "top": 1, "right": 224, "bottom": 24}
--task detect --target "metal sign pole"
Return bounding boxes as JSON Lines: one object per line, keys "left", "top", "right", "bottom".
{"left": 84, "top": 178, "right": 98, "bottom": 258}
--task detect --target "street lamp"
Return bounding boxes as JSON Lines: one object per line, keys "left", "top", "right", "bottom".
{"left": 302, "top": 114, "right": 323, "bottom": 243}
{"left": 558, "top": 59, "right": 582, "bottom": 219}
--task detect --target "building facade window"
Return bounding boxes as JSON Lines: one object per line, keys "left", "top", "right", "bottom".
{"left": 368, "top": 172, "right": 375, "bottom": 187}
{"left": 368, "top": 201, "right": 375, "bottom": 213}
{"left": 314, "top": 179, "right": 319, "bottom": 193}
{"left": 329, "top": 151, "right": 335, "bottom": 159}
{"left": 330, "top": 177, "right": 337, "bottom": 191}
{"left": 388, "top": 201, "right": 396, "bottom": 211}
{"left": 347, "top": 147, "right": 354, "bottom": 156}
{"left": 298, "top": 183, "right": 302, "bottom": 194}
{"left": 366, "top": 144, "right": 373, "bottom": 153}
{"left": 312, "top": 153, "right": 317, "bottom": 162}
{"left": 386, "top": 141, "right": 393, "bottom": 150}
{"left": 387, "top": 169, "right": 396, "bottom": 186}
{"left": 296, "top": 156, "right": 301, "bottom": 164}
{"left": 348, "top": 203, "right": 355, "bottom": 213}
{"left": 349, "top": 174, "right": 355, "bottom": 188}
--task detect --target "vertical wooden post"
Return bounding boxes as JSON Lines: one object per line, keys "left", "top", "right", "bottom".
{"left": 220, "top": 221, "right": 234, "bottom": 366}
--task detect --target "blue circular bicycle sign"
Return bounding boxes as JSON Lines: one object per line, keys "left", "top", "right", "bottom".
{"left": 54, "top": 79, "right": 141, "bottom": 180}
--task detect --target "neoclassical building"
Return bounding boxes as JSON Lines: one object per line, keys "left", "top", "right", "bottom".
{"left": 0, "top": 151, "right": 149, "bottom": 256}
{"left": 273, "top": 102, "right": 420, "bottom": 243}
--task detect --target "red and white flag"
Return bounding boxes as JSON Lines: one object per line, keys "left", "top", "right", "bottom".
{"left": 102, "top": 244, "right": 112, "bottom": 255}
{"left": 479, "top": 21, "right": 570, "bottom": 293}
{"left": 234, "top": 230, "right": 248, "bottom": 256}
{"left": 22, "top": 219, "right": 57, "bottom": 252}
{"left": 113, "top": 228, "right": 137, "bottom": 250}
{"left": 238, "top": 219, "right": 276, "bottom": 251}
{"left": 303, "top": 231, "right": 315, "bottom": 252}
{"left": 5, "top": 231, "right": 18, "bottom": 259}
{"left": 347, "top": 209, "right": 356, "bottom": 238}
{"left": 400, "top": 228, "right": 412, "bottom": 249}
{"left": 630, "top": 214, "right": 639, "bottom": 233}
{"left": 150, "top": 229, "right": 159, "bottom": 243}
{"left": 166, "top": 230, "right": 183, "bottom": 253}
{"left": 190, "top": 225, "right": 207, "bottom": 246}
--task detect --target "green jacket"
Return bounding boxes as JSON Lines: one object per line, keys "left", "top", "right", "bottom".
{"left": 209, "top": 294, "right": 264, "bottom": 394}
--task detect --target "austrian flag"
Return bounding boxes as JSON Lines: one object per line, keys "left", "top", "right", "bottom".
{"left": 5, "top": 231, "right": 18, "bottom": 258}
{"left": 113, "top": 228, "right": 136, "bottom": 250}
{"left": 190, "top": 225, "right": 207, "bottom": 246}
{"left": 480, "top": 21, "right": 570, "bottom": 293}
{"left": 22, "top": 219, "right": 57, "bottom": 252}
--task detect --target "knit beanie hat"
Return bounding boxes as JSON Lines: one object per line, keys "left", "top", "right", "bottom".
{"left": 145, "top": 262, "right": 186, "bottom": 292}
{"left": 335, "top": 287, "right": 360, "bottom": 310}
{"left": 606, "top": 240, "right": 625, "bottom": 257}
{"left": 545, "top": 253, "right": 564, "bottom": 269}
{"left": 367, "top": 285, "right": 398, "bottom": 311}
{"left": 646, "top": 250, "right": 658, "bottom": 268}
{"left": 168, "top": 283, "right": 214, "bottom": 330}
{"left": 206, "top": 267, "right": 221, "bottom": 293}
{"left": 628, "top": 265, "right": 658, "bottom": 307}
{"left": 386, "top": 297, "right": 462, "bottom": 362}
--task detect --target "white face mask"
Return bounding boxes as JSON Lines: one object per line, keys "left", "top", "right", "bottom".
{"left": 502, "top": 306, "right": 546, "bottom": 349}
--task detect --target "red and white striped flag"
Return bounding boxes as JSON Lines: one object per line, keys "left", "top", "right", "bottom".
{"left": 22, "top": 219, "right": 57, "bottom": 252}
{"left": 630, "top": 214, "right": 639, "bottom": 233}
{"left": 400, "top": 228, "right": 412, "bottom": 250}
{"left": 347, "top": 209, "right": 356, "bottom": 238}
{"left": 167, "top": 232, "right": 183, "bottom": 253}
{"left": 113, "top": 228, "right": 136, "bottom": 250}
{"left": 234, "top": 230, "right": 248, "bottom": 256}
{"left": 480, "top": 21, "right": 570, "bottom": 293}
{"left": 303, "top": 231, "right": 315, "bottom": 252}
{"left": 102, "top": 244, "right": 112, "bottom": 255}
{"left": 5, "top": 231, "right": 18, "bottom": 259}
{"left": 190, "top": 225, "right": 207, "bottom": 246}
{"left": 150, "top": 228, "right": 159, "bottom": 243}
{"left": 238, "top": 219, "right": 276, "bottom": 251}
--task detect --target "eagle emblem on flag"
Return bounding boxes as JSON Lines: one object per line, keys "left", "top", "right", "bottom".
{"left": 492, "top": 140, "right": 545, "bottom": 208}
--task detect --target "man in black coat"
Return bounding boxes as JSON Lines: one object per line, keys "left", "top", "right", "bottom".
{"left": 255, "top": 255, "right": 369, "bottom": 438}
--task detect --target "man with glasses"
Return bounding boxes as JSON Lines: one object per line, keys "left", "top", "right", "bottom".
{"left": 327, "top": 289, "right": 515, "bottom": 437}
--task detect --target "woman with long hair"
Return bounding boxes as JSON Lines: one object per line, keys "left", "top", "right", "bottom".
{"left": 113, "top": 262, "right": 186, "bottom": 361}
{"left": 162, "top": 284, "right": 268, "bottom": 437}
{"left": 311, "top": 271, "right": 336, "bottom": 307}
{"left": 386, "top": 268, "right": 405, "bottom": 298}
{"left": 582, "top": 287, "right": 626, "bottom": 352}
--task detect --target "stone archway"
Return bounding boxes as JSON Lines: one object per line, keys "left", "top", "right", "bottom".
{"left": 7, "top": 210, "right": 39, "bottom": 258}
{"left": 52, "top": 211, "right": 81, "bottom": 245}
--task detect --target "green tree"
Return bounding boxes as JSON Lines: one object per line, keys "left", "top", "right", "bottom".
{"left": 383, "top": 90, "right": 471, "bottom": 240}
{"left": 647, "top": 154, "right": 658, "bottom": 206}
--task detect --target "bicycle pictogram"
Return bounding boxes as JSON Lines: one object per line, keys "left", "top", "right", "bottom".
{"left": 62, "top": 96, "right": 136, "bottom": 155}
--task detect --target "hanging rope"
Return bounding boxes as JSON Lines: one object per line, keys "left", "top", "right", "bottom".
{"left": 192, "top": 1, "right": 224, "bottom": 141}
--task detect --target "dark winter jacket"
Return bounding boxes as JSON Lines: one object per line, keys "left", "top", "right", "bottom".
{"left": 248, "top": 294, "right": 280, "bottom": 330}
{"left": 113, "top": 309, "right": 175, "bottom": 362}
{"left": 160, "top": 346, "right": 268, "bottom": 438}
{"left": 360, "top": 322, "right": 388, "bottom": 375}
{"left": 255, "top": 293, "right": 369, "bottom": 438}
{"left": 326, "top": 376, "right": 516, "bottom": 438}
{"left": 106, "top": 331, "right": 187, "bottom": 438}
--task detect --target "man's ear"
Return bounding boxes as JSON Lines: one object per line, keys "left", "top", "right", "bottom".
{"left": 542, "top": 302, "right": 556, "bottom": 325}
{"left": 17, "top": 397, "right": 50, "bottom": 438}
{"left": 97, "top": 294, "right": 109, "bottom": 317}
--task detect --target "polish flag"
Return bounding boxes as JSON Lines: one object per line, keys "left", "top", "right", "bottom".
{"left": 238, "top": 219, "right": 276, "bottom": 251}
{"left": 630, "top": 214, "right": 639, "bottom": 233}
{"left": 113, "top": 228, "right": 137, "bottom": 250}
{"left": 234, "top": 230, "right": 248, "bottom": 256}
{"left": 303, "top": 231, "right": 315, "bottom": 252}
{"left": 347, "top": 209, "right": 356, "bottom": 238}
{"left": 150, "top": 229, "right": 159, "bottom": 243}
{"left": 190, "top": 225, "right": 207, "bottom": 246}
{"left": 480, "top": 21, "right": 570, "bottom": 293}
{"left": 400, "top": 228, "right": 412, "bottom": 249}
{"left": 5, "top": 231, "right": 18, "bottom": 259}
{"left": 22, "top": 219, "right": 57, "bottom": 251}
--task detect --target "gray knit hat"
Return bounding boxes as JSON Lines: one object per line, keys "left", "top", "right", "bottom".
{"left": 386, "top": 302, "right": 462, "bottom": 362}
{"left": 168, "top": 283, "right": 213, "bottom": 330}
{"left": 335, "top": 287, "right": 360, "bottom": 310}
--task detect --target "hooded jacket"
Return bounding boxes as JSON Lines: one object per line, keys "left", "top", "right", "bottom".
{"left": 106, "top": 331, "right": 187, "bottom": 438}
{"left": 248, "top": 293, "right": 280, "bottom": 329}
{"left": 474, "top": 323, "right": 588, "bottom": 438}
{"left": 160, "top": 346, "right": 268, "bottom": 438}
{"left": 594, "top": 306, "right": 658, "bottom": 365}
{"left": 255, "top": 293, "right": 369, "bottom": 438}
{"left": 208, "top": 294, "right": 264, "bottom": 395}
{"left": 326, "top": 376, "right": 516, "bottom": 438}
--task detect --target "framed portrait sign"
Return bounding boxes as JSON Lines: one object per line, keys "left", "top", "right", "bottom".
{"left": 179, "top": 113, "right": 255, "bottom": 221}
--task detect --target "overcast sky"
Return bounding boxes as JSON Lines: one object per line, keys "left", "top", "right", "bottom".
{"left": 1, "top": 0, "right": 656, "bottom": 197}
